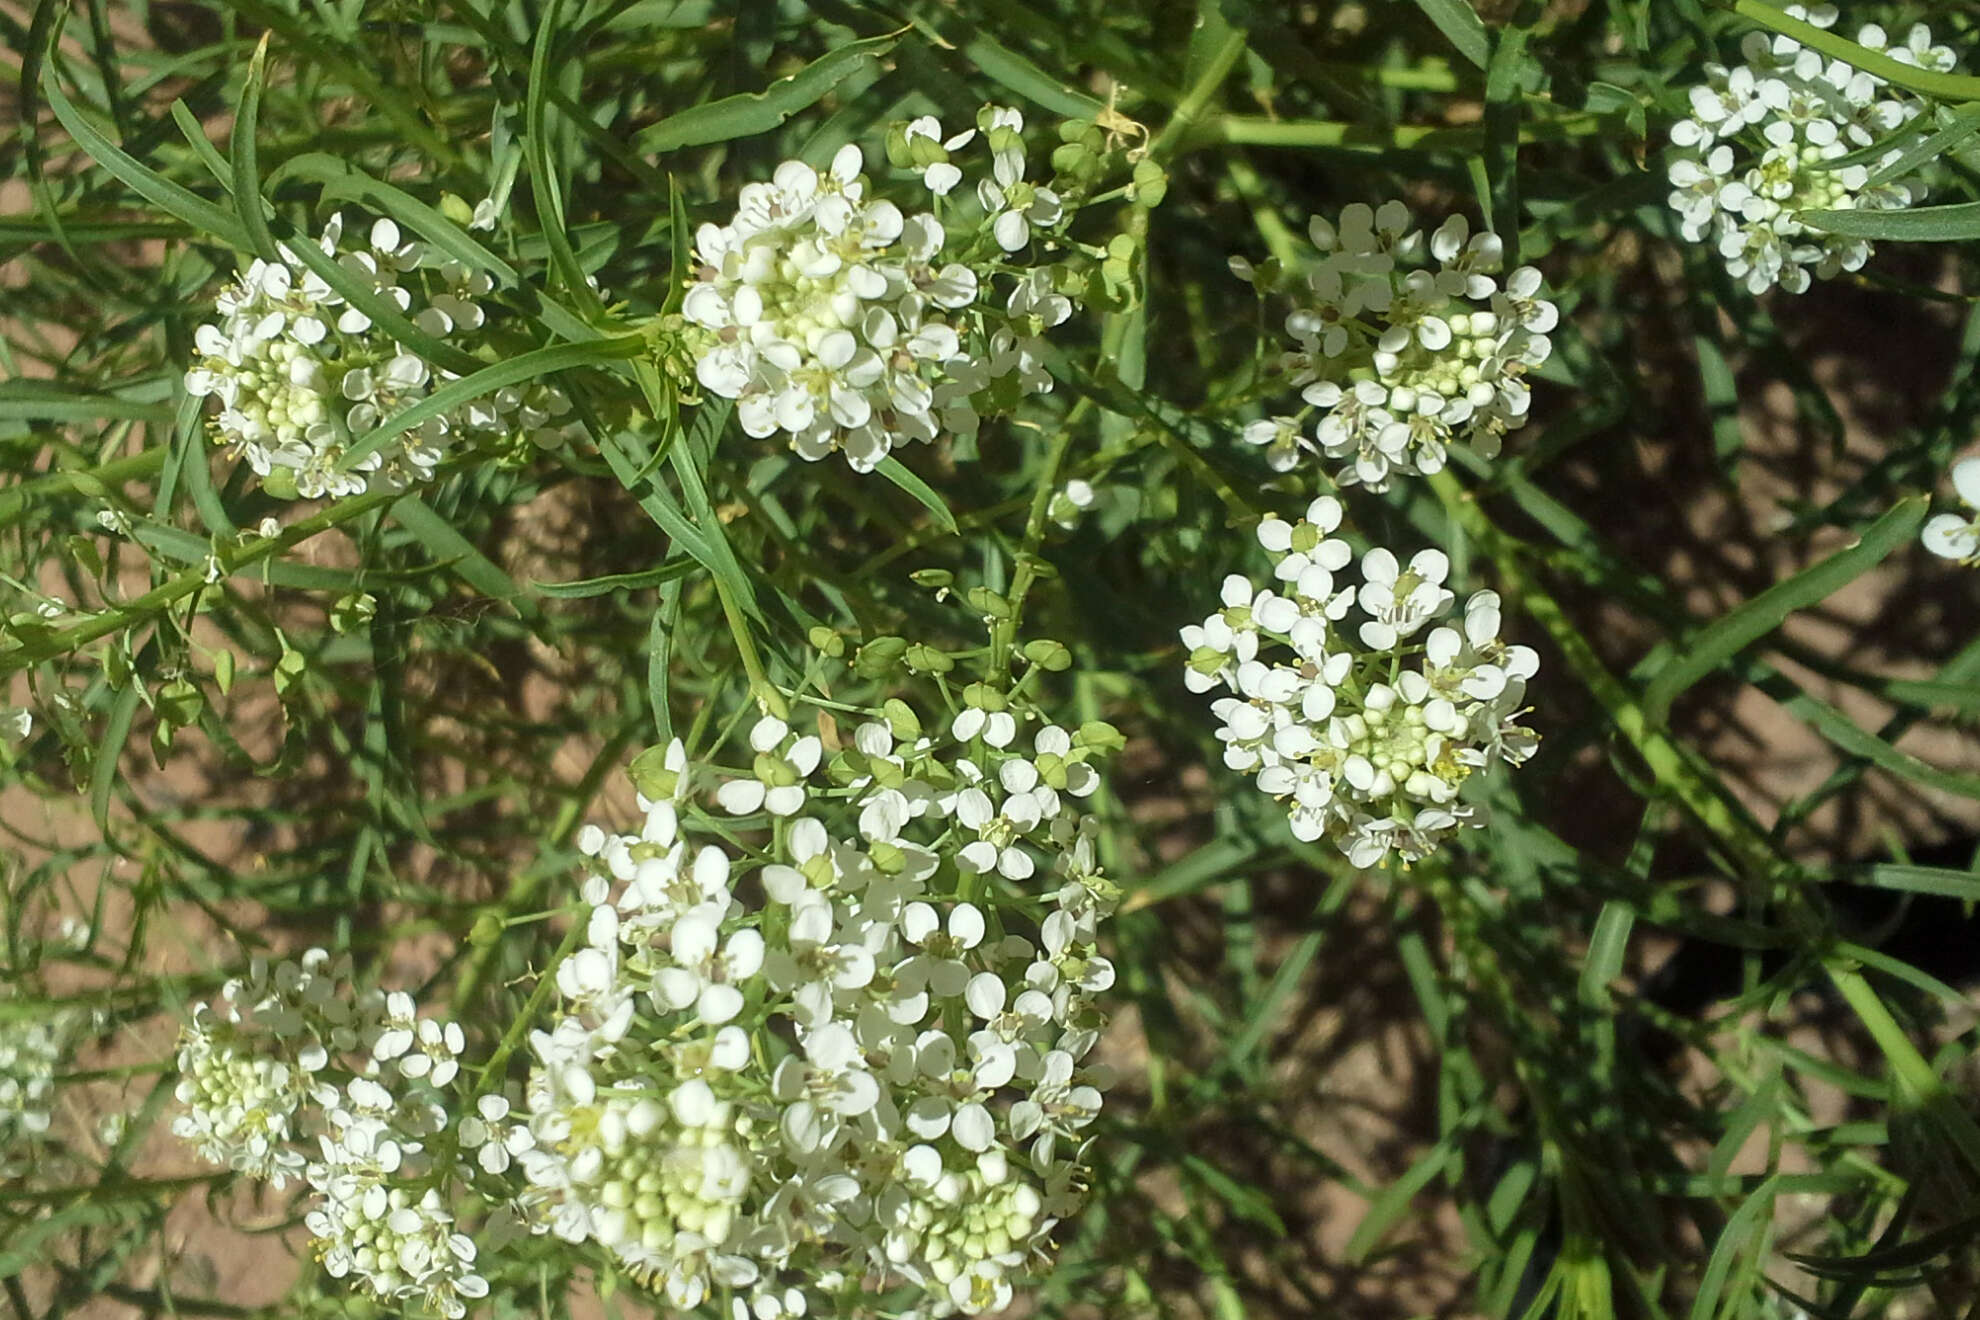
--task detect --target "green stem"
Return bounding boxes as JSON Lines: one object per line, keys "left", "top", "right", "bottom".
{"left": 1829, "top": 964, "right": 1980, "bottom": 1173}
{"left": 716, "top": 572, "right": 784, "bottom": 718}
{"left": 1, "top": 483, "right": 400, "bottom": 673}
{"left": 0, "top": 445, "right": 170, "bottom": 526}
{"left": 1149, "top": 27, "right": 1248, "bottom": 163}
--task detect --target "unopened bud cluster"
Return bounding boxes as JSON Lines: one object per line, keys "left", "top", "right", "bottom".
{"left": 684, "top": 106, "right": 1078, "bottom": 472}
{"left": 1666, "top": 5, "right": 1954, "bottom": 294}
{"left": 1238, "top": 203, "right": 1556, "bottom": 489}
{"left": 185, "top": 211, "right": 576, "bottom": 498}
{"left": 1182, "top": 497, "right": 1540, "bottom": 868}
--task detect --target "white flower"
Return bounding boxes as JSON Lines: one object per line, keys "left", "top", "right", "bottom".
{"left": 520, "top": 705, "right": 1120, "bottom": 1318}
{"left": 1923, "top": 456, "right": 1980, "bottom": 564}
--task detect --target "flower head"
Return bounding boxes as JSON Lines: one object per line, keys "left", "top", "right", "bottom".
{"left": 1243, "top": 205, "right": 1555, "bottom": 488}
{"left": 1183, "top": 498, "right": 1541, "bottom": 867}
{"left": 1664, "top": 7, "right": 1954, "bottom": 294}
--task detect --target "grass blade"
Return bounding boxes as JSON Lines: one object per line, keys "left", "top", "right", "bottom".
{"left": 1641, "top": 497, "right": 1926, "bottom": 723}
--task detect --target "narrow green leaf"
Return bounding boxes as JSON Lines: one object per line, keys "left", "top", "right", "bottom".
{"left": 1579, "top": 900, "right": 1634, "bottom": 1004}
{"left": 0, "top": 382, "right": 175, "bottom": 423}
{"left": 648, "top": 590, "right": 680, "bottom": 745}
{"left": 91, "top": 682, "right": 142, "bottom": 831}
{"left": 229, "top": 36, "right": 280, "bottom": 262}
{"left": 1690, "top": 1174, "right": 1779, "bottom": 1320}
{"left": 1409, "top": 0, "right": 1489, "bottom": 70}
{"left": 40, "top": 54, "right": 253, "bottom": 249}
{"left": 1803, "top": 200, "right": 1980, "bottom": 242}
{"left": 526, "top": 0, "right": 598, "bottom": 312}
{"left": 1789, "top": 689, "right": 1980, "bottom": 799}
{"left": 341, "top": 336, "right": 644, "bottom": 470}
{"left": 872, "top": 457, "right": 959, "bottom": 536}
{"left": 531, "top": 561, "right": 696, "bottom": 599}
{"left": 1642, "top": 497, "right": 1927, "bottom": 723}
{"left": 634, "top": 37, "right": 900, "bottom": 154}
{"left": 390, "top": 494, "right": 540, "bottom": 623}
{"left": 1346, "top": 1132, "right": 1461, "bottom": 1263}
{"left": 1842, "top": 863, "right": 1980, "bottom": 902}
{"left": 921, "top": 20, "right": 1106, "bottom": 118}
{"left": 168, "top": 99, "right": 234, "bottom": 190}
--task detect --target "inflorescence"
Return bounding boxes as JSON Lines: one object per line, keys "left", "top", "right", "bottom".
{"left": 683, "top": 107, "right": 1076, "bottom": 472}
{"left": 185, "top": 212, "right": 577, "bottom": 499}
{"left": 172, "top": 949, "right": 490, "bottom": 1317}
{"left": 1666, "top": 5, "right": 1956, "bottom": 294}
{"left": 513, "top": 703, "right": 1119, "bottom": 1317}
{"left": 1182, "top": 496, "right": 1540, "bottom": 868}
{"left": 1238, "top": 203, "right": 1557, "bottom": 489}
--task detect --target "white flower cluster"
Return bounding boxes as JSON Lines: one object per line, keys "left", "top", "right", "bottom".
{"left": 173, "top": 950, "right": 489, "bottom": 1318}
{"left": 0, "top": 1004, "right": 76, "bottom": 1176}
{"left": 1182, "top": 496, "right": 1540, "bottom": 867}
{"left": 1241, "top": 204, "right": 1557, "bottom": 490}
{"left": 1924, "top": 456, "right": 1980, "bottom": 564}
{"left": 1666, "top": 6, "right": 1955, "bottom": 295}
{"left": 506, "top": 705, "right": 1119, "bottom": 1317}
{"left": 685, "top": 106, "right": 1074, "bottom": 473}
{"left": 185, "top": 212, "right": 577, "bottom": 498}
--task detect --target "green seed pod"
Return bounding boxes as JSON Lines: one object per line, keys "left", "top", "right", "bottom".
{"left": 909, "top": 568, "right": 953, "bottom": 589}
{"left": 965, "top": 586, "right": 1012, "bottom": 620}
{"left": 1022, "top": 638, "right": 1072, "bottom": 671}
{"left": 627, "top": 742, "right": 682, "bottom": 801}
{"left": 807, "top": 625, "right": 846, "bottom": 658}
{"left": 853, "top": 635, "right": 909, "bottom": 677}
{"left": 1076, "top": 719, "right": 1126, "bottom": 752}
{"left": 903, "top": 643, "right": 954, "bottom": 675}
{"left": 883, "top": 698, "right": 922, "bottom": 740}
{"left": 467, "top": 911, "right": 504, "bottom": 948}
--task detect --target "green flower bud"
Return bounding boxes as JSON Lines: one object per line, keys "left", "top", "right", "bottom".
{"left": 260, "top": 466, "right": 300, "bottom": 500}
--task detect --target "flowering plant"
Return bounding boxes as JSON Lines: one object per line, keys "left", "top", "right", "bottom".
{"left": 16, "top": 3, "right": 1980, "bottom": 1318}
